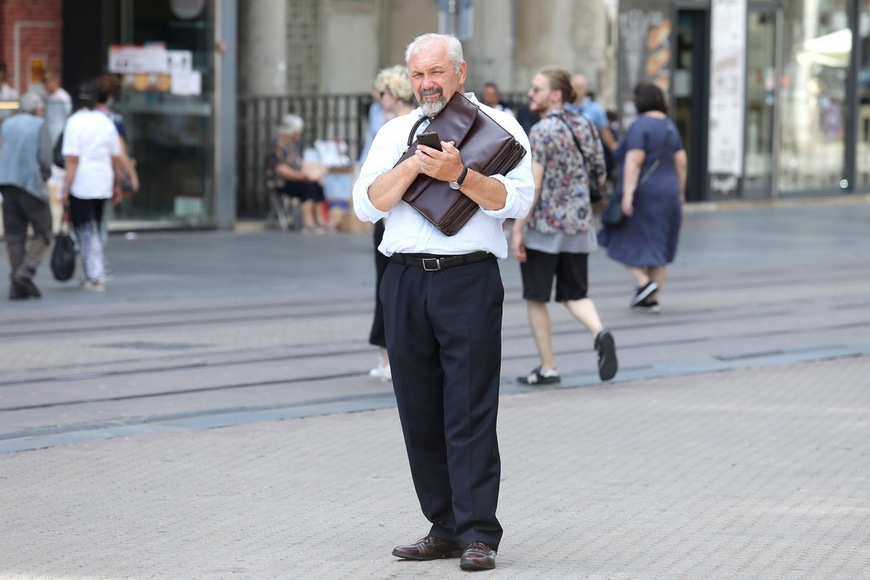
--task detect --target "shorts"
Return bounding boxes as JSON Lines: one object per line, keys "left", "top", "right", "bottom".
{"left": 520, "top": 248, "right": 589, "bottom": 303}
{"left": 280, "top": 180, "right": 325, "bottom": 203}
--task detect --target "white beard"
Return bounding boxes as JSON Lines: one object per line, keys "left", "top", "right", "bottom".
{"left": 420, "top": 95, "right": 447, "bottom": 117}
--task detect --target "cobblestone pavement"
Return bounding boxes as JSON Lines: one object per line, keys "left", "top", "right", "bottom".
{"left": 1, "top": 356, "right": 868, "bottom": 578}
{"left": 1, "top": 199, "right": 869, "bottom": 578}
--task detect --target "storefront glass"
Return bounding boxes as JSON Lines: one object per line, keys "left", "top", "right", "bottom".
{"left": 778, "top": 0, "right": 851, "bottom": 194}
{"left": 744, "top": 9, "right": 777, "bottom": 197}
{"left": 112, "top": 0, "right": 216, "bottom": 227}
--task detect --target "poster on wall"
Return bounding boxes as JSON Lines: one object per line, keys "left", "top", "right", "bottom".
{"left": 109, "top": 44, "right": 201, "bottom": 96}
{"left": 617, "top": 1, "right": 672, "bottom": 126}
{"left": 707, "top": 0, "right": 746, "bottom": 199}
{"left": 108, "top": 44, "right": 169, "bottom": 74}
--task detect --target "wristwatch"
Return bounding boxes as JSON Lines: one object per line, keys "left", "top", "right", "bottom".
{"left": 448, "top": 166, "right": 468, "bottom": 190}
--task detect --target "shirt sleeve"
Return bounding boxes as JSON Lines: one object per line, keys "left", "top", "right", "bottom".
{"left": 478, "top": 112, "right": 535, "bottom": 221}
{"left": 37, "top": 121, "right": 52, "bottom": 179}
{"left": 61, "top": 122, "right": 78, "bottom": 156}
{"left": 352, "top": 118, "right": 407, "bottom": 223}
{"left": 622, "top": 122, "right": 648, "bottom": 152}
{"left": 590, "top": 107, "right": 609, "bottom": 130}
{"left": 529, "top": 123, "right": 547, "bottom": 166}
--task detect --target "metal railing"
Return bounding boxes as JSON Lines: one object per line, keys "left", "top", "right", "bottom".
{"left": 235, "top": 91, "right": 532, "bottom": 218}
{"left": 236, "top": 93, "right": 372, "bottom": 217}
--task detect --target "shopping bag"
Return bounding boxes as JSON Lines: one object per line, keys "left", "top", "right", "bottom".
{"left": 51, "top": 211, "right": 77, "bottom": 281}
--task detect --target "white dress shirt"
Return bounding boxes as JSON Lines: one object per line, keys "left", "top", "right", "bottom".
{"left": 353, "top": 93, "right": 534, "bottom": 259}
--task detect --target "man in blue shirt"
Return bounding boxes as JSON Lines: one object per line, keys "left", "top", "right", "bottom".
{"left": 0, "top": 93, "right": 52, "bottom": 299}
{"left": 566, "top": 73, "right": 616, "bottom": 157}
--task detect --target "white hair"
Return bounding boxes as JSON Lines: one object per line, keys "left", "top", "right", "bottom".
{"left": 405, "top": 33, "right": 464, "bottom": 73}
{"left": 19, "top": 92, "right": 44, "bottom": 113}
{"left": 277, "top": 113, "right": 304, "bottom": 136}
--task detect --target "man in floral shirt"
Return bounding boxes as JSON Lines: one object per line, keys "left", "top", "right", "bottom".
{"left": 511, "top": 65, "right": 618, "bottom": 385}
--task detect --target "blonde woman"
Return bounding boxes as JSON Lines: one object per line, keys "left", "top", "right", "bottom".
{"left": 367, "top": 65, "right": 415, "bottom": 382}
{"left": 376, "top": 65, "right": 415, "bottom": 118}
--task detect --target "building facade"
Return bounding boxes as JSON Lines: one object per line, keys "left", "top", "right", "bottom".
{"left": 0, "top": 0, "right": 236, "bottom": 230}
{"left": 236, "top": 0, "right": 616, "bottom": 218}
{"left": 3, "top": 0, "right": 864, "bottom": 230}
{"left": 616, "top": 0, "right": 870, "bottom": 202}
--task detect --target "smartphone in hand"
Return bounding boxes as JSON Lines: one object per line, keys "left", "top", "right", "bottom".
{"left": 416, "top": 131, "right": 443, "bottom": 151}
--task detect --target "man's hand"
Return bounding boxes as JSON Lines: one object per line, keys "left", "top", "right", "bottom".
{"left": 415, "top": 140, "right": 463, "bottom": 183}
{"left": 511, "top": 222, "right": 527, "bottom": 263}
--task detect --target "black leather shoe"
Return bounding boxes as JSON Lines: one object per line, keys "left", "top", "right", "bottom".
{"left": 9, "top": 283, "right": 28, "bottom": 300}
{"left": 392, "top": 535, "right": 462, "bottom": 560}
{"left": 460, "top": 541, "right": 497, "bottom": 571}
{"left": 12, "top": 276, "right": 41, "bottom": 299}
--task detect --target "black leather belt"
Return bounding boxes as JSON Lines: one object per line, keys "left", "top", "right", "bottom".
{"left": 391, "top": 251, "right": 491, "bottom": 271}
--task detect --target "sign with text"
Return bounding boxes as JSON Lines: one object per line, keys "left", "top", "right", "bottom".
{"left": 708, "top": 0, "right": 746, "bottom": 199}
{"left": 109, "top": 44, "right": 169, "bottom": 74}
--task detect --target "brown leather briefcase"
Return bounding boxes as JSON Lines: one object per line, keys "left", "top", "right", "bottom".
{"left": 394, "top": 92, "right": 527, "bottom": 236}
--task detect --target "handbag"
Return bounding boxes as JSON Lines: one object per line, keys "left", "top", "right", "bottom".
{"left": 51, "top": 210, "right": 77, "bottom": 282}
{"left": 554, "top": 113, "right": 604, "bottom": 203}
{"left": 600, "top": 192, "right": 625, "bottom": 227}
{"left": 394, "top": 92, "right": 527, "bottom": 236}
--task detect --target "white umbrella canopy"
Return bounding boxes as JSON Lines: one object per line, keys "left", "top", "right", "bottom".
{"left": 798, "top": 28, "right": 852, "bottom": 67}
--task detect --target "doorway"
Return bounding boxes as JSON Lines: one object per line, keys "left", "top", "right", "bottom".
{"left": 674, "top": 8, "right": 709, "bottom": 202}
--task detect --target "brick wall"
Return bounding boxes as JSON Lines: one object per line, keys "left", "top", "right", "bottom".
{"left": 0, "top": 0, "right": 63, "bottom": 93}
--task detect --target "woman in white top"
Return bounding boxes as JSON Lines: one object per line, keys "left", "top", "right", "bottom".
{"left": 61, "top": 83, "right": 122, "bottom": 291}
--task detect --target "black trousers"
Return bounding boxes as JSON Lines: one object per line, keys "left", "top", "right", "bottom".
{"left": 380, "top": 255, "right": 504, "bottom": 550}
{"left": 1, "top": 185, "right": 52, "bottom": 280}
{"left": 368, "top": 219, "right": 389, "bottom": 348}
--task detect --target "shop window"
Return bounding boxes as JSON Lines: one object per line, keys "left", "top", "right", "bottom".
{"left": 112, "top": 0, "right": 216, "bottom": 226}
{"left": 778, "top": 0, "right": 850, "bottom": 193}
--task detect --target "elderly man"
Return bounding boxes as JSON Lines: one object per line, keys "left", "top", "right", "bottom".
{"left": 0, "top": 92, "right": 53, "bottom": 299}
{"left": 353, "top": 33, "right": 534, "bottom": 571}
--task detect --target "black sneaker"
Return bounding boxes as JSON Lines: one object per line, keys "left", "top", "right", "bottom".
{"left": 630, "top": 281, "right": 658, "bottom": 306}
{"left": 595, "top": 330, "right": 618, "bottom": 381}
{"left": 517, "top": 366, "right": 561, "bottom": 386}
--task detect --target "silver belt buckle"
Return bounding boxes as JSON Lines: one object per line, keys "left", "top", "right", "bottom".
{"left": 422, "top": 257, "right": 441, "bottom": 271}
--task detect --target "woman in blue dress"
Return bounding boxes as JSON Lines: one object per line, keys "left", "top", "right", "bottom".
{"left": 598, "top": 82, "right": 687, "bottom": 313}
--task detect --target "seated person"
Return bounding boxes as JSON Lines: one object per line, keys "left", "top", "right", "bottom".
{"left": 265, "top": 114, "right": 327, "bottom": 232}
